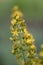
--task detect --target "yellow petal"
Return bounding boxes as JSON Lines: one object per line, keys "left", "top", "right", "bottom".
{"left": 11, "top": 19, "right": 16, "bottom": 25}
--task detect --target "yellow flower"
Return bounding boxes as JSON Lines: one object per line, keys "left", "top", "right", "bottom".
{"left": 12, "top": 49, "right": 16, "bottom": 54}
{"left": 28, "top": 34, "right": 35, "bottom": 40}
{"left": 23, "top": 33, "right": 34, "bottom": 39}
{"left": 39, "top": 45, "right": 43, "bottom": 57}
{"left": 11, "top": 30, "right": 18, "bottom": 36}
{"left": 22, "top": 33, "right": 29, "bottom": 39}
{"left": 39, "top": 51, "right": 43, "bottom": 57}
{"left": 9, "top": 37, "right": 13, "bottom": 41}
{"left": 19, "top": 20, "right": 25, "bottom": 26}
{"left": 16, "top": 15, "right": 19, "bottom": 19}
{"left": 29, "top": 44, "right": 36, "bottom": 54}
{"left": 30, "top": 44, "right": 36, "bottom": 49}
{"left": 26, "top": 52, "right": 30, "bottom": 58}
{"left": 41, "top": 45, "right": 43, "bottom": 50}
{"left": 22, "top": 33, "right": 35, "bottom": 45}
{"left": 15, "top": 11, "right": 23, "bottom": 17}
{"left": 12, "top": 10, "right": 23, "bottom": 18}
{"left": 11, "top": 19, "right": 16, "bottom": 25}
{"left": 27, "top": 39, "right": 32, "bottom": 45}
{"left": 26, "top": 34, "right": 35, "bottom": 45}
{"left": 24, "top": 28, "right": 26, "bottom": 32}
{"left": 24, "top": 28, "right": 28, "bottom": 33}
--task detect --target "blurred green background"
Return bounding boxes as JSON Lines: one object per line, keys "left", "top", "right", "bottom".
{"left": 0, "top": 0, "right": 43, "bottom": 65}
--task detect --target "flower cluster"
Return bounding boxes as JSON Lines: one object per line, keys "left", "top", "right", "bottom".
{"left": 10, "top": 6, "right": 43, "bottom": 65}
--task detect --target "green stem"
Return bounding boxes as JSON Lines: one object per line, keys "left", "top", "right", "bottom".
{"left": 17, "top": 23, "right": 26, "bottom": 65}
